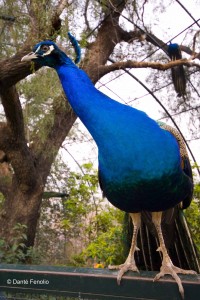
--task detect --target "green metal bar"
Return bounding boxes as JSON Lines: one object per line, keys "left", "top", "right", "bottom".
{"left": 0, "top": 264, "right": 199, "bottom": 299}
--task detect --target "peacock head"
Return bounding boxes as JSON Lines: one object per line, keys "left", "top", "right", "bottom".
{"left": 22, "top": 40, "right": 62, "bottom": 67}
{"left": 21, "top": 33, "right": 81, "bottom": 68}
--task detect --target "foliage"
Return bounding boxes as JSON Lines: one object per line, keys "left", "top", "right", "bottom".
{"left": 0, "top": 192, "right": 5, "bottom": 210}
{"left": 80, "top": 227, "right": 123, "bottom": 266}
{"left": 34, "top": 160, "right": 126, "bottom": 267}
{"left": 74, "top": 207, "right": 124, "bottom": 267}
{"left": 185, "top": 200, "right": 200, "bottom": 253}
{"left": 184, "top": 169, "right": 200, "bottom": 254}
{"left": 0, "top": 223, "right": 40, "bottom": 264}
{"left": 18, "top": 68, "right": 62, "bottom": 142}
{"left": 185, "top": 183, "right": 200, "bottom": 254}
{"left": 194, "top": 182, "right": 200, "bottom": 199}
{"left": 35, "top": 162, "right": 104, "bottom": 265}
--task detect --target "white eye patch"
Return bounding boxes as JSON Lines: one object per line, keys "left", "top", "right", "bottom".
{"left": 42, "top": 45, "right": 55, "bottom": 56}
{"left": 35, "top": 44, "right": 55, "bottom": 56}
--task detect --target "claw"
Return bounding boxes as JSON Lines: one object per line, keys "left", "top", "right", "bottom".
{"left": 109, "top": 262, "right": 139, "bottom": 285}
{"left": 109, "top": 213, "right": 141, "bottom": 285}
{"left": 153, "top": 262, "right": 197, "bottom": 299}
{"left": 152, "top": 211, "right": 197, "bottom": 299}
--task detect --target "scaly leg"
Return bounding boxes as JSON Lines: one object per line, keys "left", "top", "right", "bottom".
{"left": 109, "top": 212, "right": 141, "bottom": 284}
{"left": 152, "top": 211, "right": 197, "bottom": 299}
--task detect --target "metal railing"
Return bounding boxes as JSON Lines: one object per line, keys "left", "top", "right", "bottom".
{"left": 0, "top": 264, "right": 199, "bottom": 300}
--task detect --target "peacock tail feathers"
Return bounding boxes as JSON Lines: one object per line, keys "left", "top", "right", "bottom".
{"left": 122, "top": 209, "right": 200, "bottom": 272}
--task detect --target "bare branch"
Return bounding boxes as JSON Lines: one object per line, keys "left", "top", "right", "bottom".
{"left": 98, "top": 58, "right": 200, "bottom": 78}
{"left": 191, "top": 30, "right": 200, "bottom": 58}
{"left": 49, "top": 0, "right": 70, "bottom": 37}
{"left": 82, "top": 1, "right": 127, "bottom": 82}
{"left": 54, "top": 0, "right": 69, "bottom": 17}
{"left": 84, "top": 0, "right": 91, "bottom": 32}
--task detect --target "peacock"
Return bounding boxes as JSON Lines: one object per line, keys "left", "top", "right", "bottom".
{"left": 21, "top": 34, "right": 198, "bottom": 298}
{"left": 167, "top": 42, "right": 186, "bottom": 97}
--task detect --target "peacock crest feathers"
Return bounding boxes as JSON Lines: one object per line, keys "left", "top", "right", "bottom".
{"left": 67, "top": 32, "right": 81, "bottom": 64}
{"left": 22, "top": 33, "right": 81, "bottom": 68}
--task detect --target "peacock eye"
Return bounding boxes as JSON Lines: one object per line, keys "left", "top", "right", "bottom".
{"left": 41, "top": 45, "right": 50, "bottom": 52}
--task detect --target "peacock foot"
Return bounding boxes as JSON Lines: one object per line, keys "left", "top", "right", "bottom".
{"left": 108, "top": 262, "right": 139, "bottom": 285}
{"left": 154, "top": 259, "right": 197, "bottom": 299}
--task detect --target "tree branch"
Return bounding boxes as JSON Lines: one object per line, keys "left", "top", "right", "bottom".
{"left": 48, "top": 0, "right": 71, "bottom": 37}
{"left": 0, "top": 95, "right": 37, "bottom": 193}
{"left": 54, "top": 0, "right": 70, "bottom": 17}
{"left": 82, "top": 0, "right": 127, "bottom": 82}
{"left": 0, "top": 46, "right": 40, "bottom": 89}
{"left": 0, "top": 86, "right": 25, "bottom": 138}
{"left": 97, "top": 58, "right": 200, "bottom": 78}
{"left": 0, "top": 0, "right": 69, "bottom": 89}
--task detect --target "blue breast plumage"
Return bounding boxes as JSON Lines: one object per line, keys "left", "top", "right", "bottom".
{"left": 56, "top": 64, "right": 191, "bottom": 212}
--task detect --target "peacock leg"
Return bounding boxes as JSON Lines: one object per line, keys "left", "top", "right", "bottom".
{"left": 109, "top": 212, "right": 141, "bottom": 284}
{"left": 152, "top": 211, "right": 197, "bottom": 299}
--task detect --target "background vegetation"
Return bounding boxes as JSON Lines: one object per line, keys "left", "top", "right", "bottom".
{"left": 0, "top": 0, "right": 199, "bottom": 270}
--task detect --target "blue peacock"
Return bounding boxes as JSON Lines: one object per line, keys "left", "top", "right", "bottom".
{"left": 22, "top": 33, "right": 197, "bottom": 298}
{"left": 167, "top": 42, "right": 186, "bottom": 97}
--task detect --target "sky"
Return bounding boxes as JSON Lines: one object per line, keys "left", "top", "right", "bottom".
{"left": 61, "top": 0, "right": 200, "bottom": 174}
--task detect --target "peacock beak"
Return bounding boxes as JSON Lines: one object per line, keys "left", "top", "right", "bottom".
{"left": 21, "top": 52, "right": 38, "bottom": 62}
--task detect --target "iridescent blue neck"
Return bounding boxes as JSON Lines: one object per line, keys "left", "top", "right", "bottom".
{"left": 56, "top": 64, "right": 126, "bottom": 141}
{"left": 55, "top": 63, "right": 181, "bottom": 182}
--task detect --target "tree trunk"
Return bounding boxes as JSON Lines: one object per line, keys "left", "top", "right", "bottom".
{"left": 0, "top": 178, "right": 43, "bottom": 247}
{"left": 0, "top": 0, "right": 147, "bottom": 253}
{"left": 0, "top": 92, "right": 77, "bottom": 248}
